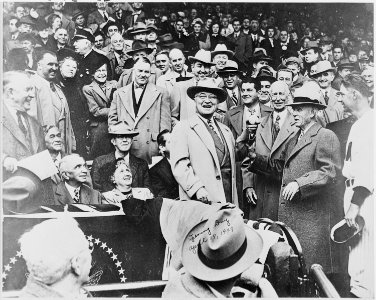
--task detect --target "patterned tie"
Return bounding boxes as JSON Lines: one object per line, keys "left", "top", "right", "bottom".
{"left": 73, "top": 188, "right": 80, "bottom": 203}
{"left": 249, "top": 108, "right": 256, "bottom": 115}
{"left": 16, "top": 111, "right": 28, "bottom": 136}
{"left": 324, "top": 91, "right": 329, "bottom": 105}
{"left": 274, "top": 114, "right": 280, "bottom": 135}
{"left": 297, "top": 130, "right": 304, "bottom": 141}
{"left": 207, "top": 119, "right": 222, "bottom": 143}
{"left": 231, "top": 90, "right": 238, "bottom": 106}
{"left": 50, "top": 82, "right": 56, "bottom": 92}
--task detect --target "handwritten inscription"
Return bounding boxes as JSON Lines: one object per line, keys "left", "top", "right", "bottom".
{"left": 188, "top": 227, "right": 211, "bottom": 243}
{"left": 215, "top": 218, "right": 231, "bottom": 227}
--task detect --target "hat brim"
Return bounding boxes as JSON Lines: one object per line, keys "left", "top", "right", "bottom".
{"left": 330, "top": 217, "right": 364, "bottom": 243}
{"left": 257, "top": 75, "right": 277, "bottom": 83}
{"left": 300, "top": 47, "right": 320, "bottom": 54}
{"left": 129, "top": 29, "right": 151, "bottom": 35}
{"left": 188, "top": 56, "right": 216, "bottom": 66}
{"left": 182, "top": 221, "right": 263, "bottom": 282}
{"left": 217, "top": 69, "right": 242, "bottom": 76}
{"left": 337, "top": 64, "right": 355, "bottom": 70}
{"left": 187, "top": 86, "right": 228, "bottom": 103}
{"left": 109, "top": 131, "right": 139, "bottom": 137}
{"left": 310, "top": 68, "right": 336, "bottom": 77}
{"left": 211, "top": 50, "right": 234, "bottom": 59}
{"left": 126, "top": 47, "right": 154, "bottom": 56}
{"left": 287, "top": 99, "right": 327, "bottom": 110}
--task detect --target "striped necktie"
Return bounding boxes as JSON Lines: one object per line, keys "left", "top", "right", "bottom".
{"left": 73, "top": 188, "right": 80, "bottom": 203}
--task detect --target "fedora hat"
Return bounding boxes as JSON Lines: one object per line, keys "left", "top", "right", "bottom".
{"left": 211, "top": 44, "right": 234, "bottom": 59}
{"left": 157, "top": 33, "right": 184, "bottom": 50}
{"left": 188, "top": 49, "right": 216, "bottom": 66}
{"left": 319, "top": 36, "right": 333, "bottom": 45}
{"left": 17, "top": 16, "right": 36, "bottom": 27}
{"left": 288, "top": 84, "right": 327, "bottom": 109}
{"left": 108, "top": 121, "right": 139, "bottom": 136}
{"left": 217, "top": 60, "right": 241, "bottom": 75}
{"left": 252, "top": 49, "right": 273, "bottom": 63}
{"left": 126, "top": 40, "right": 153, "bottom": 56}
{"left": 72, "top": 28, "right": 95, "bottom": 43}
{"left": 56, "top": 48, "right": 80, "bottom": 62}
{"left": 72, "top": 9, "right": 85, "bottom": 20}
{"left": 181, "top": 205, "right": 263, "bottom": 281}
{"left": 128, "top": 22, "right": 150, "bottom": 35}
{"left": 103, "top": 21, "right": 121, "bottom": 34}
{"left": 310, "top": 61, "right": 336, "bottom": 77}
{"left": 300, "top": 41, "right": 320, "bottom": 54}
{"left": 187, "top": 79, "right": 228, "bottom": 103}
{"left": 337, "top": 59, "right": 355, "bottom": 70}
{"left": 331, "top": 216, "right": 365, "bottom": 244}
{"left": 256, "top": 66, "right": 277, "bottom": 83}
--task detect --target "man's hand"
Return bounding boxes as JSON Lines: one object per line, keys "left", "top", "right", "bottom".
{"left": 245, "top": 187, "right": 258, "bottom": 205}
{"left": 196, "top": 187, "right": 210, "bottom": 204}
{"left": 3, "top": 157, "right": 18, "bottom": 173}
{"left": 345, "top": 203, "right": 360, "bottom": 228}
{"left": 282, "top": 181, "right": 299, "bottom": 201}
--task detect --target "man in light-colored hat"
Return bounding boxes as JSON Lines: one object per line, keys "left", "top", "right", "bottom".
{"left": 211, "top": 43, "right": 234, "bottom": 83}
{"left": 170, "top": 49, "right": 217, "bottom": 124}
{"left": 91, "top": 121, "right": 152, "bottom": 194}
{"left": 246, "top": 82, "right": 341, "bottom": 275}
{"left": 171, "top": 79, "right": 238, "bottom": 205}
{"left": 128, "top": 22, "right": 150, "bottom": 42}
{"left": 311, "top": 60, "right": 344, "bottom": 126}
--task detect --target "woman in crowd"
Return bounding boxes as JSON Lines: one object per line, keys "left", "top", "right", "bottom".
{"left": 46, "top": 14, "right": 62, "bottom": 35}
{"left": 209, "top": 21, "right": 225, "bottom": 51}
{"left": 56, "top": 50, "right": 90, "bottom": 158}
{"left": 102, "top": 160, "right": 153, "bottom": 206}
{"left": 82, "top": 58, "right": 117, "bottom": 159}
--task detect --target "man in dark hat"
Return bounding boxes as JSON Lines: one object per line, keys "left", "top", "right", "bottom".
{"left": 332, "top": 59, "right": 355, "bottom": 90}
{"left": 128, "top": 22, "right": 150, "bottom": 42}
{"left": 34, "top": 19, "right": 50, "bottom": 49}
{"left": 102, "top": 21, "right": 121, "bottom": 47}
{"left": 246, "top": 83, "right": 341, "bottom": 275}
{"left": 256, "top": 66, "right": 277, "bottom": 106}
{"left": 91, "top": 121, "right": 152, "bottom": 193}
{"left": 300, "top": 41, "right": 321, "bottom": 76}
{"left": 71, "top": 9, "right": 87, "bottom": 31}
{"left": 109, "top": 2, "right": 132, "bottom": 33}
{"left": 171, "top": 79, "right": 238, "bottom": 205}
{"left": 251, "top": 49, "right": 274, "bottom": 78}
{"left": 17, "top": 15, "right": 36, "bottom": 34}
{"left": 72, "top": 29, "right": 112, "bottom": 87}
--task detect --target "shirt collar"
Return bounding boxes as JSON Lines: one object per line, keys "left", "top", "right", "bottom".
{"left": 64, "top": 182, "right": 80, "bottom": 198}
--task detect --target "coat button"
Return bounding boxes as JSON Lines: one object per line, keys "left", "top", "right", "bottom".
{"left": 216, "top": 176, "right": 221, "bottom": 180}
{"left": 147, "top": 116, "right": 150, "bottom": 119}
{"left": 147, "top": 129, "right": 150, "bottom": 132}
{"left": 146, "top": 141, "right": 150, "bottom": 144}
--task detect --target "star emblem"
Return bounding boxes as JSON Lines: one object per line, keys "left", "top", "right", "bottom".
{"left": 106, "top": 248, "right": 113, "bottom": 254}
{"left": 2, "top": 273, "right": 7, "bottom": 279}
{"left": 10, "top": 257, "right": 17, "bottom": 264}
{"left": 111, "top": 254, "right": 118, "bottom": 261}
{"left": 118, "top": 268, "right": 124, "bottom": 275}
{"left": 87, "top": 235, "right": 93, "bottom": 241}
{"left": 16, "top": 251, "right": 22, "bottom": 257}
{"left": 94, "top": 238, "right": 101, "bottom": 245}
{"left": 115, "top": 261, "right": 122, "bottom": 268}
{"left": 120, "top": 276, "right": 126, "bottom": 283}
{"left": 4, "top": 265, "right": 11, "bottom": 272}
{"left": 100, "top": 243, "right": 107, "bottom": 249}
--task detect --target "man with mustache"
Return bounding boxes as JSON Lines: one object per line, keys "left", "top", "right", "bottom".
{"left": 30, "top": 50, "right": 76, "bottom": 154}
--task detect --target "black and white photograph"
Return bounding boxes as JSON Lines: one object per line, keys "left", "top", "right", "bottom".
{"left": 1, "top": 0, "right": 374, "bottom": 298}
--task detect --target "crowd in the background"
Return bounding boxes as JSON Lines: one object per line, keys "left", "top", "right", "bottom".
{"left": 2, "top": 1, "right": 374, "bottom": 298}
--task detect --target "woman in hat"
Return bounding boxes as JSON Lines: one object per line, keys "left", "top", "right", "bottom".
{"left": 102, "top": 160, "right": 153, "bottom": 206}
{"left": 186, "top": 20, "right": 211, "bottom": 57}
{"left": 56, "top": 49, "right": 89, "bottom": 159}
{"left": 83, "top": 58, "right": 118, "bottom": 159}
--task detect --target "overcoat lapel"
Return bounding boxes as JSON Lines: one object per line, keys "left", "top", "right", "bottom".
{"left": 136, "top": 83, "right": 159, "bottom": 122}
{"left": 228, "top": 106, "right": 243, "bottom": 137}
{"left": 119, "top": 86, "right": 135, "bottom": 120}
{"left": 259, "top": 114, "right": 273, "bottom": 151}
{"left": 3, "top": 106, "right": 30, "bottom": 150}
{"left": 271, "top": 112, "right": 296, "bottom": 155}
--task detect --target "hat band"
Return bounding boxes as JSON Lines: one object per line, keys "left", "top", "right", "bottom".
{"left": 293, "top": 97, "right": 319, "bottom": 104}
{"left": 197, "top": 238, "right": 247, "bottom": 270}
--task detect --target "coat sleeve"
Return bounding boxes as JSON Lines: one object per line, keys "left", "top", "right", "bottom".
{"left": 170, "top": 122, "right": 204, "bottom": 198}
{"left": 108, "top": 90, "right": 120, "bottom": 126}
{"left": 91, "top": 158, "right": 102, "bottom": 192}
{"left": 295, "top": 130, "right": 341, "bottom": 200}
{"left": 82, "top": 86, "right": 110, "bottom": 119}
{"left": 170, "top": 84, "right": 180, "bottom": 122}
{"left": 159, "top": 87, "right": 172, "bottom": 131}
{"left": 248, "top": 153, "right": 285, "bottom": 182}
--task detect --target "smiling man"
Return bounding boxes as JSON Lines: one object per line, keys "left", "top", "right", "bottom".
{"left": 171, "top": 79, "right": 238, "bottom": 205}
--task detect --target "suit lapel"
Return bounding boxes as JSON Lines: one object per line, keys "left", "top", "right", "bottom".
{"left": 3, "top": 106, "right": 30, "bottom": 150}
{"left": 55, "top": 183, "right": 72, "bottom": 205}
{"left": 120, "top": 85, "right": 135, "bottom": 120}
{"left": 271, "top": 111, "right": 297, "bottom": 155}
{"left": 136, "top": 83, "right": 159, "bottom": 122}
{"left": 259, "top": 114, "right": 273, "bottom": 151}
{"left": 260, "top": 103, "right": 273, "bottom": 117}
{"left": 129, "top": 154, "right": 139, "bottom": 178}
{"left": 91, "top": 81, "right": 108, "bottom": 104}
{"left": 228, "top": 106, "right": 244, "bottom": 137}
{"left": 80, "top": 185, "right": 91, "bottom": 204}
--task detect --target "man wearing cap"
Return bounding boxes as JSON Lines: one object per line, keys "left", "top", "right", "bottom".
{"left": 300, "top": 41, "right": 321, "bottom": 76}
{"left": 171, "top": 80, "right": 238, "bottom": 205}
{"left": 73, "top": 29, "right": 112, "bottom": 87}
{"left": 71, "top": 9, "right": 87, "bottom": 32}
{"left": 251, "top": 49, "right": 274, "bottom": 78}
{"left": 332, "top": 59, "right": 355, "bottom": 90}
{"left": 337, "top": 74, "right": 374, "bottom": 298}
{"left": 246, "top": 83, "right": 341, "bottom": 274}
{"left": 311, "top": 60, "right": 344, "bottom": 126}
{"left": 109, "top": 57, "right": 171, "bottom": 164}
{"left": 256, "top": 66, "right": 277, "bottom": 106}
{"left": 171, "top": 49, "right": 218, "bottom": 124}
{"left": 242, "top": 81, "right": 299, "bottom": 220}
{"left": 91, "top": 121, "right": 152, "bottom": 193}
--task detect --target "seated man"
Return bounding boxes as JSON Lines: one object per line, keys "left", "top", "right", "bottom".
{"left": 19, "top": 217, "right": 93, "bottom": 297}
{"left": 149, "top": 129, "right": 179, "bottom": 199}
{"left": 54, "top": 154, "right": 104, "bottom": 205}
{"left": 91, "top": 121, "right": 152, "bottom": 193}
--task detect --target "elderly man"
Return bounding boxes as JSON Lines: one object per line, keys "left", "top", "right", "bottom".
{"left": 30, "top": 50, "right": 76, "bottom": 154}
{"left": 246, "top": 83, "right": 341, "bottom": 274}
{"left": 171, "top": 80, "right": 238, "bottom": 205}
{"left": 156, "top": 48, "right": 193, "bottom": 95}
{"left": 19, "top": 217, "right": 92, "bottom": 297}
{"left": 337, "top": 74, "right": 374, "bottom": 298}
{"left": 109, "top": 57, "right": 171, "bottom": 164}
{"left": 242, "top": 81, "right": 299, "bottom": 220}
{"left": 54, "top": 154, "right": 104, "bottom": 205}
{"left": 46, "top": 28, "right": 71, "bottom": 53}
{"left": 311, "top": 60, "right": 344, "bottom": 126}
{"left": 3, "top": 71, "right": 45, "bottom": 180}
{"left": 91, "top": 121, "right": 151, "bottom": 193}
{"left": 106, "top": 32, "right": 127, "bottom": 80}
{"left": 170, "top": 49, "right": 217, "bottom": 124}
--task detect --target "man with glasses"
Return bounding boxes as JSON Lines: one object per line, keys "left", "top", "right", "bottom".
{"left": 92, "top": 121, "right": 152, "bottom": 193}
{"left": 171, "top": 80, "right": 238, "bottom": 205}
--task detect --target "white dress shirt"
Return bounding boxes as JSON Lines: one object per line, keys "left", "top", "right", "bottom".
{"left": 65, "top": 182, "right": 81, "bottom": 200}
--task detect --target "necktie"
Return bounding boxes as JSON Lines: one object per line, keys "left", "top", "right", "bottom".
{"left": 231, "top": 90, "right": 238, "bottom": 105}
{"left": 249, "top": 108, "right": 256, "bottom": 115}
{"left": 324, "top": 91, "right": 329, "bottom": 105}
{"left": 103, "top": 12, "right": 108, "bottom": 22}
{"left": 16, "top": 111, "right": 28, "bottom": 136}
{"left": 274, "top": 114, "right": 280, "bottom": 135}
{"left": 116, "top": 12, "right": 121, "bottom": 19}
{"left": 73, "top": 188, "right": 80, "bottom": 203}
{"left": 297, "top": 130, "right": 304, "bottom": 141}
{"left": 50, "top": 82, "right": 56, "bottom": 92}
{"left": 207, "top": 119, "right": 222, "bottom": 143}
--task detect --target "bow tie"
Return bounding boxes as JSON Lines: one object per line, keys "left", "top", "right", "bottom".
{"left": 135, "top": 83, "right": 145, "bottom": 89}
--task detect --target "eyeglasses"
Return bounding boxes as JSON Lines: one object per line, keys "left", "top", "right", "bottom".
{"left": 196, "top": 93, "right": 218, "bottom": 100}
{"left": 115, "top": 135, "right": 132, "bottom": 140}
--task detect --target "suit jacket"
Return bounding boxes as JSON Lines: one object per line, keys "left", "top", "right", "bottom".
{"left": 250, "top": 122, "right": 341, "bottom": 272}
{"left": 226, "top": 32, "right": 253, "bottom": 66}
{"left": 44, "top": 14, "right": 75, "bottom": 39}
{"left": 156, "top": 69, "right": 193, "bottom": 96}
{"left": 170, "top": 114, "right": 238, "bottom": 205}
{"left": 110, "top": 9, "right": 132, "bottom": 32}
{"left": 91, "top": 152, "right": 151, "bottom": 193}
{"left": 317, "top": 87, "right": 344, "bottom": 127}
{"left": 30, "top": 74, "right": 76, "bottom": 154}
{"left": 53, "top": 182, "right": 103, "bottom": 205}
{"left": 243, "top": 111, "right": 299, "bottom": 220}
{"left": 108, "top": 82, "right": 172, "bottom": 163}
{"left": 149, "top": 157, "right": 179, "bottom": 199}
{"left": 87, "top": 10, "right": 107, "bottom": 33}
{"left": 117, "top": 67, "right": 157, "bottom": 88}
